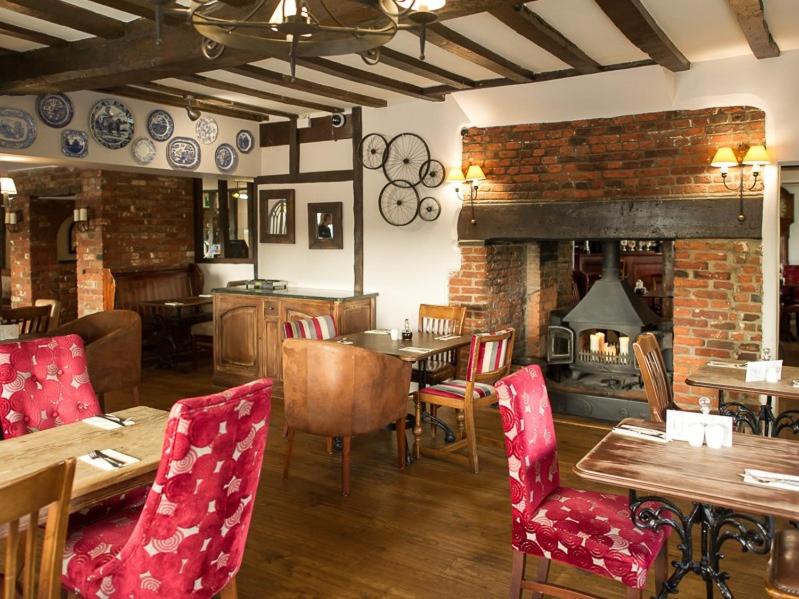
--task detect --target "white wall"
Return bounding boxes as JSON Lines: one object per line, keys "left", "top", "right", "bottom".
{"left": 0, "top": 90, "right": 260, "bottom": 177}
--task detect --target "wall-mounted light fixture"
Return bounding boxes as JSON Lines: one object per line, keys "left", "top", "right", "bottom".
{"left": 711, "top": 144, "right": 770, "bottom": 222}
{"left": 73, "top": 207, "right": 92, "bottom": 232}
{"left": 1, "top": 176, "right": 20, "bottom": 233}
{"left": 447, "top": 164, "right": 485, "bottom": 225}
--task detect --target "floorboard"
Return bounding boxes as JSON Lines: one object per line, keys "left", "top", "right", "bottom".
{"left": 129, "top": 365, "right": 772, "bottom": 599}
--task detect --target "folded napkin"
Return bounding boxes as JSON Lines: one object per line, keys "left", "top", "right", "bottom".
{"left": 706, "top": 360, "right": 747, "bottom": 369}
{"left": 742, "top": 468, "right": 799, "bottom": 491}
{"left": 400, "top": 347, "right": 432, "bottom": 354}
{"left": 0, "top": 323, "right": 21, "bottom": 341}
{"left": 364, "top": 329, "right": 390, "bottom": 335}
{"left": 435, "top": 334, "right": 461, "bottom": 341}
{"left": 79, "top": 448, "right": 140, "bottom": 471}
{"left": 612, "top": 424, "right": 668, "bottom": 443}
{"left": 83, "top": 414, "right": 135, "bottom": 430}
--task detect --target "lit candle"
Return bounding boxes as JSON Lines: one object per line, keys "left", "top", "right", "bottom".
{"left": 619, "top": 336, "right": 630, "bottom": 355}
{"left": 79, "top": 208, "right": 88, "bottom": 222}
{"left": 74, "top": 208, "right": 81, "bottom": 222}
{"left": 589, "top": 333, "right": 599, "bottom": 353}
{"left": 596, "top": 332, "right": 605, "bottom": 353}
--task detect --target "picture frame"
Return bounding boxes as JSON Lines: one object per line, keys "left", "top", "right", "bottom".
{"left": 259, "top": 189, "right": 295, "bottom": 244}
{"left": 307, "top": 201, "right": 343, "bottom": 250}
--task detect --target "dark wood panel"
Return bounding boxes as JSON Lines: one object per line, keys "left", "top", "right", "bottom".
{"left": 352, "top": 107, "right": 364, "bottom": 295}
{"left": 255, "top": 171, "right": 354, "bottom": 185}
{"left": 260, "top": 115, "right": 354, "bottom": 147}
{"left": 457, "top": 198, "right": 763, "bottom": 241}
{"left": 378, "top": 48, "right": 475, "bottom": 89}
{"left": 727, "top": 0, "right": 780, "bottom": 59}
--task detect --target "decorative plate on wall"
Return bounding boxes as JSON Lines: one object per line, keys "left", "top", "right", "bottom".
{"left": 195, "top": 116, "right": 218, "bottom": 144}
{"left": 236, "top": 129, "right": 254, "bottom": 153}
{"left": 167, "top": 136, "right": 201, "bottom": 170}
{"left": 215, "top": 143, "right": 238, "bottom": 172}
{"left": 146, "top": 109, "right": 174, "bottom": 142}
{"left": 0, "top": 108, "right": 36, "bottom": 149}
{"left": 132, "top": 137, "right": 157, "bottom": 165}
{"left": 37, "top": 94, "right": 73, "bottom": 128}
{"left": 61, "top": 129, "right": 88, "bottom": 158}
{"left": 89, "top": 98, "right": 134, "bottom": 149}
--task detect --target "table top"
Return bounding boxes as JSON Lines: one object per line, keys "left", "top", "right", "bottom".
{"left": 574, "top": 418, "right": 799, "bottom": 520}
{"left": 140, "top": 296, "right": 212, "bottom": 308}
{"left": 686, "top": 361, "right": 799, "bottom": 400}
{"left": 0, "top": 406, "right": 167, "bottom": 513}
{"left": 332, "top": 331, "right": 471, "bottom": 362}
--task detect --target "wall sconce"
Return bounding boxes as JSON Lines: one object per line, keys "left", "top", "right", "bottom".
{"left": 4, "top": 209, "right": 20, "bottom": 233}
{"left": 1, "top": 176, "right": 20, "bottom": 233}
{"left": 447, "top": 164, "right": 485, "bottom": 225}
{"left": 711, "top": 144, "right": 770, "bottom": 222}
{"left": 73, "top": 207, "right": 92, "bottom": 232}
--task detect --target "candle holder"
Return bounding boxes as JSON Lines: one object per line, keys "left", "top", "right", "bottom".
{"left": 73, "top": 207, "right": 92, "bottom": 232}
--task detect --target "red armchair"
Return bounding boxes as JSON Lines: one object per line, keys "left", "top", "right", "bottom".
{"left": 62, "top": 378, "right": 273, "bottom": 599}
{"left": 495, "top": 365, "right": 668, "bottom": 598}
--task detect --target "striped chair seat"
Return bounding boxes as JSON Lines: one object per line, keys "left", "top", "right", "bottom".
{"left": 422, "top": 379, "right": 495, "bottom": 400}
{"left": 283, "top": 314, "right": 337, "bottom": 340}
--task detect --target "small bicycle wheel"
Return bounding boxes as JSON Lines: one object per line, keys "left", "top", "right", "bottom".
{"left": 379, "top": 180, "right": 420, "bottom": 226}
{"left": 419, "top": 197, "right": 441, "bottom": 222}
{"left": 358, "top": 133, "right": 387, "bottom": 169}
{"left": 420, "top": 159, "right": 445, "bottom": 188}
{"left": 383, "top": 132, "right": 430, "bottom": 186}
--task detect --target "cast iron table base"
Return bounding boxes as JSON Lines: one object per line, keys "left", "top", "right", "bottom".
{"left": 719, "top": 390, "right": 799, "bottom": 437}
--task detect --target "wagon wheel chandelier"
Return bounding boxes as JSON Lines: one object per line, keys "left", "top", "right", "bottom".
{"left": 189, "top": 0, "right": 446, "bottom": 78}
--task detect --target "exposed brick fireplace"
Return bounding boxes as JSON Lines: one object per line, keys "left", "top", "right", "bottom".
{"left": 449, "top": 106, "right": 765, "bottom": 410}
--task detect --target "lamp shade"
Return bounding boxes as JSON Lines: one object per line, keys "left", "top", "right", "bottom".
{"left": 710, "top": 147, "right": 739, "bottom": 168}
{"left": 465, "top": 165, "right": 486, "bottom": 181}
{"left": 742, "top": 144, "right": 770, "bottom": 165}
{"left": 446, "top": 167, "right": 466, "bottom": 182}
{"left": 0, "top": 177, "right": 16, "bottom": 195}
{"left": 397, "top": 0, "right": 447, "bottom": 10}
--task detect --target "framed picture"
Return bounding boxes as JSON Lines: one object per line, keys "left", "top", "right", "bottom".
{"left": 259, "top": 189, "right": 295, "bottom": 244}
{"left": 307, "top": 202, "right": 343, "bottom": 250}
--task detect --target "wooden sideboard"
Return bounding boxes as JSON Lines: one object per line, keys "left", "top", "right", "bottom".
{"left": 212, "top": 287, "right": 376, "bottom": 385}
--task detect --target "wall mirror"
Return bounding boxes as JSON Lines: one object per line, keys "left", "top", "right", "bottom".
{"left": 195, "top": 179, "right": 256, "bottom": 264}
{"left": 259, "top": 189, "right": 295, "bottom": 244}
{"left": 307, "top": 202, "right": 343, "bottom": 249}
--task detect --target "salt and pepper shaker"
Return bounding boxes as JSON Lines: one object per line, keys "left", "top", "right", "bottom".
{"left": 402, "top": 318, "right": 413, "bottom": 341}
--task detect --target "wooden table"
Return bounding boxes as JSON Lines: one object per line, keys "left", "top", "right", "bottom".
{"left": 686, "top": 361, "right": 799, "bottom": 436}
{"left": 0, "top": 406, "right": 167, "bottom": 515}
{"left": 141, "top": 296, "right": 212, "bottom": 368}
{"left": 140, "top": 295, "right": 212, "bottom": 318}
{"left": 575, "top": 418, "right": 799, "bottom": 598}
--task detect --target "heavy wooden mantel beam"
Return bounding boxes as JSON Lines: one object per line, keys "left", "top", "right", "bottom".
{"left": 727, "top": 0, "right": 780, "bottom": 59}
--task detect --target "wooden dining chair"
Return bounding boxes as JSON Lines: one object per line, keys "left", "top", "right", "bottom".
{"left": 33, "top": 300, "right": 61, "bottom": 332}
{"left": 496, "top": 365, "right": 668, "bottom": 599}
{"left": 766, "top": 529, "right": 799, "bottom": 598}
{"left": 415, "top": 304, "right": 467, "bottom": 385}
{"left": 1, "top": 458, "right": 75, "bottom": 599}
{"left": 416, "top": 328, "right": 515, "bottom": 473}
{"left": 0, "top": 306, "right": 51, "bottom": 337}
{"left": 633, "top": 332, "right": 676, "bottom": 423}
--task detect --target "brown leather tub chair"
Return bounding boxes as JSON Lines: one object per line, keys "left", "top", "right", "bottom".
{"left": 51, "top": 310, "right": 142, "bottom": 410}
{"left": 282, "top": 338, "right": 412, "bottom": 496}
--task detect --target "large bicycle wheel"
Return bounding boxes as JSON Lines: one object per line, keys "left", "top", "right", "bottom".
{"left": 358, "top": 133, "right": 387, "bottom": 170}
{"left": 379, "top": 180, "right": 419, "bottom": 226}
{"left": 383, "top": 133, "right": 430, "bottom": 187}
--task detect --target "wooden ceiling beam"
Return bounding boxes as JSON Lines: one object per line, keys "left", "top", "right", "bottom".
{"left": 0, "top": 0, "right": 126, "bottom": 39}
{"left": 419, "top": 23, "right": 535, "bottom": 83}
{"left": 177, "top": 73, "right": 344, "bottom": 113}
{"left": 490, "top": 5, "right": 600, "bottom": 74}
{"left": 594, "top": 0, "right": 689, "bottom": 72}
{"left": 727, "top": 0, "right": 780, "bottom": 59}
{"left": 0, "top": 22, "right": 67, "bottom": 47}
{"left": 296, "top": 57, "right": 447, "bottom": 101}
{"left": 377, "top": 47, "right": 475, "bottom": 89}
{"left": 225, "top": 64, "right": 387, "bottom": 108}
{"left": 102, "top": 85, "right": 269, "bottom": 121}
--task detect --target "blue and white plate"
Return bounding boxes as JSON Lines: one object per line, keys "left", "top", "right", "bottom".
{"left": 195, "top": 116, "right": 218, "bottom": 145}
{"left": 89, "top": 98, "right": 134, "bottom": 149}
{"left": 236, "top": 129, "right": 254, "bottom": 153}
{"left": 61, "top": 129, "right": 88, "bottom": 158}
{"left": 0, "top": 108, "right": 36, "bottom": 149}
{"left": 167, "top": 137, "right": 201, "bottom": 170}
{"left": 146, "top": 109, "right": 174, "bottom": 142}
{"left": 37, "top": 94, "right": 73, "bottom": 128}
{"left": 132, "top": 137, "right": 156, "bottom": 165}
{"left": 215, "top": 143, "right": 238, "bottom": 172}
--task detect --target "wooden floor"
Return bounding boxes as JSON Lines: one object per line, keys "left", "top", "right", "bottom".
{"left": 128, "top": 365, "right": 773, "bottom": 599}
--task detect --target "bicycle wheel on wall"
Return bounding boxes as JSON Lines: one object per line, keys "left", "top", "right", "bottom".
{"left": 358, "top": 133, "right": 388, "bottom": 170}
{"left": 379, "top": 180, "right": 420, "bottom": 226}
{"left": 383, "top": 133, "right": 430, "bottom": 187}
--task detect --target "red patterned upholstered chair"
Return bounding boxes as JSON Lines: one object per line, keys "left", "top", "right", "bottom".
{"left": 415, "top": 328, "right": 515, "bottom": 473}
{"left": 0, "top": 334, "right": 101, "bottom": 439}
{"left": 62, "top": 378, "right": 273, "bottom": 599}
{"left": 496, "top": 365, "right": 668, "bottom": 599}
{"left": 282, "top": 315, "right": 337, "bottom": 340}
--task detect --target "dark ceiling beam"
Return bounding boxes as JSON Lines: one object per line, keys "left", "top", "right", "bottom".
{"left": 296, "top": 57, "right": 447, "bottom": 101}
{"left": 378, "top": 47, "right": 475, "bottom": 89}
{"left": 102, "top": 85, "right": 269, "bottom": 121}
{"left": 0, "top": 22, "right": 67, "bottom": 47}
{"left": 594, "top": 0, "right": 690, "bottom": 71}
{"left": 177, "top": 73, "right": 343, "bottom": 113}
{"left": 225, "top": 64, "right": 387, "bottom": 108}
{"left": 419, "top": 23, "right": 535, "bottom": 83}
{"left": 490, "top": 5, "right": 601, "bottom": 74}
{"left": 135, "top": 81, "right": 297, "bottom": 119}
{"left": 727, "top": 0, "right": 780, "bottom": 59}
{"left": 0, "top": 0, "right": 126, "bottom": 38}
